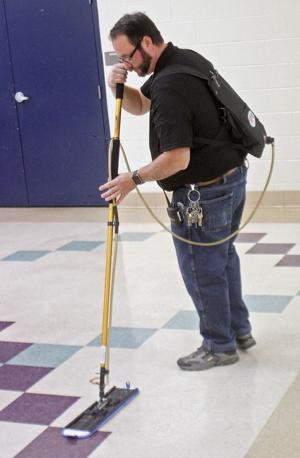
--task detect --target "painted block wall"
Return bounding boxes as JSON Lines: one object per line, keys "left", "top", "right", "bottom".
{"left": 97, "top": 0, "right": 300, "bottom": 191}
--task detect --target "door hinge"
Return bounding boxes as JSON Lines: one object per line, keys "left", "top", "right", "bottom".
{"left": 98, "top": 85, "right": 102, "bottom": 100}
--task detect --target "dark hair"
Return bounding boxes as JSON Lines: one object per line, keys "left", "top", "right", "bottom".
{"left": 109, "top": 12, "right": 164, "bottom": 46}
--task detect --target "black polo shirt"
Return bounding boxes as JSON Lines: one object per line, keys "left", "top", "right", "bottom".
{"left": 140, "top": 43, "right": 245, "bottom": 191}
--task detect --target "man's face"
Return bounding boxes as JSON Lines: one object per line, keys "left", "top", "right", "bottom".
{"left": 112, "top": 35, "right": 153, "bottom": 77}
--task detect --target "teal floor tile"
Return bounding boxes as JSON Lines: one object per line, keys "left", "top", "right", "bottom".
{"left": 119, "top": 232, "right": 155, "bottom": 242}
{"left": 88, "top": 327, "right": 157, "bottom": 349}
{"left": 57, "top": 241, "right": 103, "bottom": 251}
{"left": 163, "top": 310, "right": 199, "bottom": 330}
{"left": 1, "top": 250, "right": 51, "bottom": 262}
{"left": 244, "top": 295, "right": 293, "bottom": 313}
{"left": 7, "top": 343, "right": 81, "bottom": 368}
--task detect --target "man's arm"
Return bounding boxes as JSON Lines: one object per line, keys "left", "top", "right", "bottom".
{"left": 119, "top": 86, "right": 150, "bottom": 115}
{"left": 99, "top": 147, "right": 190, "bottom": 204}
{"left": 108, "top": 63, "right": 150, "bottom": 115}
{"left": 137, "top": 147, "right": 190, "bottom": 182}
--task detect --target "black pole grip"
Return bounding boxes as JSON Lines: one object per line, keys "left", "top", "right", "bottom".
{"left": 116, "top": 83, "right": 124, "bottom": 99}
{"left": 111, "top": 138, "right": 120, "bottom": 179}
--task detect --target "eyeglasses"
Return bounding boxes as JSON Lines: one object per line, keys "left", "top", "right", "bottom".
{"left": 119, "top": 41, "right": 141, "bottom": 63}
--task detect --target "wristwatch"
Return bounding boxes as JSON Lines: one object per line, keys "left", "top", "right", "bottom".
{"left": 131, "top": 170, "right": 144, "bottom": 185}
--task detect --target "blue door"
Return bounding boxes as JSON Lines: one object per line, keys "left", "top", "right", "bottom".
{"left": 2, "top": 0, "right": 109, "bottom": 206}
{"left": 0, "top": 1, "right": 28, "bottom": 205}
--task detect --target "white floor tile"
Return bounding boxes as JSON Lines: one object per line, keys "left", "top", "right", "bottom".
{"left": 0, "top": 390, "right": 23, "bottom": 411}
{"left": 0, "top": 422, "right": 46, "bottom": 458}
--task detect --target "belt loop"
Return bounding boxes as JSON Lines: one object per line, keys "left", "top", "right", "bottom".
{"left": 222, "top": 174, "right": 227, "bottom": 184}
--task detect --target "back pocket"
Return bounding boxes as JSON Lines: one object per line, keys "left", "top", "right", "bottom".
{"left": 201, "top": 192, "right": 233, "bottom": 232}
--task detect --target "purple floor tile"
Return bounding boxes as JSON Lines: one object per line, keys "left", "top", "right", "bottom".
{"left": 276, "top": 255, "right": 300, "bottom": 267}
{"left": 0, "top": 341, "right": 32, "bottom": 363}
{"left": 236, "top": 233, "right": 267, "bottom": 243}
{"left": 0, "top": 321, "right": 14, "bottom": 332}
{"left": 0, "top": 393, "right": 78, "bottom": 425}
{"left": 0, "top": 365, "right": 53, "bottom": 391}
{"left": 15, "top": 427, "right": 110, "bottom": 458}
{"left": 246, "top": 243, "right": 295, "bottom": 255}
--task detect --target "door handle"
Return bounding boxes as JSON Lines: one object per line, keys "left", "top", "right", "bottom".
{"left": 15, "top": 92, "right": 30, "bottom": 103}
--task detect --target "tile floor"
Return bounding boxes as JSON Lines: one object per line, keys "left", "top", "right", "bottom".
{"left": 0, "top": 209, "right": 300, "bottom": 457}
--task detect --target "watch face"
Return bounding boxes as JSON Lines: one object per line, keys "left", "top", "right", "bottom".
{"left": 132, "top": 171, "right": 143, "bottom": 185}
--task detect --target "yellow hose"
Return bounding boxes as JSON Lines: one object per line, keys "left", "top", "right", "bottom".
{"left": 120, "top": 141, "right": 275, "bottom": 247}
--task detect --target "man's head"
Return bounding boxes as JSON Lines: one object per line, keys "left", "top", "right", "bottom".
{"left": 109, "top": 12, "right": 165, "bottom": 76}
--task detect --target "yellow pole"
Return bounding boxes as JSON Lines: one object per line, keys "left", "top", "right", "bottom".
{"left": 101, "top": 202, "right": 115, "bottom": 350}
{"left": 100, "top": 85, "right": 123, "bottom": 373}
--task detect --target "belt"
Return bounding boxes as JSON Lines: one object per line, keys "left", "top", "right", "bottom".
{"left": 194, "top": 167, "right": 238, "bottom": 187}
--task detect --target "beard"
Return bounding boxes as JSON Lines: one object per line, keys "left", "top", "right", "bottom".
{"left": 137, "top": 47, "right": 152, "bottom": 76}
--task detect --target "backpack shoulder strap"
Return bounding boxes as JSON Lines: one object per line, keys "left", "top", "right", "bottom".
{"left": 154, "top": 64, "right": 210, "bottom": 84}
{"left": 153, "top": 64, "right": 244, "bottom": 152}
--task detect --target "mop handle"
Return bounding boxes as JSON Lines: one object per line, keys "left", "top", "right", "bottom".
{"left": 100, "top": 84, "right": 124, "bottom": 384}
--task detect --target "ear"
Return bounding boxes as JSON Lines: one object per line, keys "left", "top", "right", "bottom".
{"left": 141, "top": 35, "right": 154, "bottom": 52}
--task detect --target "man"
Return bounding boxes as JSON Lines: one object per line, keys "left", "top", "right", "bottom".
{"left": 100, "top": 12, "right": 256, "bottom": 371}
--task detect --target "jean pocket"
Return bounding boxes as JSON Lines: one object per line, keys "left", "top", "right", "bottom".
{"left": 201, "top": 192, "right": 233, "bottom": 232}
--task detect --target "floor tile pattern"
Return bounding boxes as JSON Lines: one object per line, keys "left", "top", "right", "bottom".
{"left": 88, "top": 327, "right": 157, "bottom": 348}
{"left": 0, "top": 393, "right": 79, "bottom": 425}
{"left": 0, "top": 341, "right": 32, "bottom": 363}
{"left": 0, "top": 220, "right": 300, "bottom": 458}
{"left": 15, "top": 427, "right": 110, "bottom": 458}
{"left": 163, "top": 310, "right": 199, "bottom": 330}
{"left": 0, "top": 321, "right": 14, "bottom": 332}
{"left": 276, "top": 255, "right": 300, "bottom": 267}
{"left": 57, "top": 241, "right": 104, "bottom": 252}
{"left": 246, "top": 243, "right": 295, "bottom": 255}
{"left": 0, "top": 233, "right": 298, "bottom": 267}
{"left": 1, "top": 250, "right": 51, "bottom": 262}
{"left": 244, "top": 295, "right": 293, "bottom": 313}
{"left": 0, "top": 365, "right": 53, "bottom": 391}
{"left": 119, "top": 232, "right": 155, "bottom": 241}
{"left": 236, "top": 233, "right": 267, "bottom": 243}
{"left": 7, "top": 343, "right": 81, "bottom": 368}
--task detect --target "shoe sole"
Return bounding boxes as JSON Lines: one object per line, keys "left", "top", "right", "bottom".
{"left": 236, "top": 339, "right": 256, "bottom": 351}
{"left": 177, "top": 355, "right": 239, "bottom": 371}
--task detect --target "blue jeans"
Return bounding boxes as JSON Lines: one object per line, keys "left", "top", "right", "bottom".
{"left": 171, "top": 164, "right": 251, "bottom": 353}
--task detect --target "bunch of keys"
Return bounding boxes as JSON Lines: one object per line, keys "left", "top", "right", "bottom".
{"left": 186, "top": 187, "right": 203, "bottom": 227}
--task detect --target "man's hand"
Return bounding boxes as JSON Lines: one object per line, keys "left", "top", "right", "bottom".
{"left": 99, "top": 173, "right": 135, "bottom": 204}
{"left": 107, "top": 63, "right": 129, "bottom": 90}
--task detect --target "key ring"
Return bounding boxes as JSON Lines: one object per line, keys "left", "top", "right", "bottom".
{"left": 187, "top": 188, "right": 201, "bottom": 203}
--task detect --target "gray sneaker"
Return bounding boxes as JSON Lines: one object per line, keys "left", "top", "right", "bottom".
{"left": 236, "top": 334, "right": 256, "bottom": 350}
{"left": 177, "top": 347, "right": 239, "bottom": 371}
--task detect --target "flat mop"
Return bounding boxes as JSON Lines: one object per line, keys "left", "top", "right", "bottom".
{"left": 62, "top": 83, "right": 139, "bottom": 439}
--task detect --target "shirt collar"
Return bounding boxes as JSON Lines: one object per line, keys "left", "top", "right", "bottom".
{"left": 154, "top": 42, "right": 178, "bottom": 74}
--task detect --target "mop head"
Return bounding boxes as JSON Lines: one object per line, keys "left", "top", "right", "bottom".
{"left": 62, "top": 386, "right": 139, "bottom": 439}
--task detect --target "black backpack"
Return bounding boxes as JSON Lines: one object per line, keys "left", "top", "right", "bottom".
{"left": 154, "top": 63, "right": 273, "bottom": 158}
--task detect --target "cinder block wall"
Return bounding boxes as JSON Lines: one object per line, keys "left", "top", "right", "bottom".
{"left": 97, "top": 1, "right": 300, "bottom": 215}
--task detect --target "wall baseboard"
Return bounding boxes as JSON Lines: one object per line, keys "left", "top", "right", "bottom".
{"left": 0, "top": 191, "right": 299, "bottom": 223}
